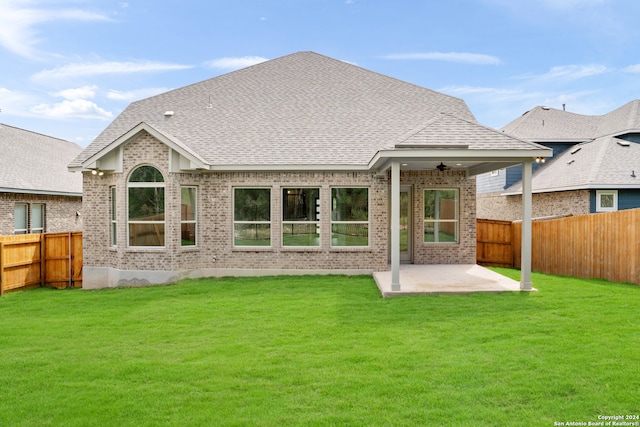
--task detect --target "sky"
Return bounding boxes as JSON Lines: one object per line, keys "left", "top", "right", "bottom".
{"left": 1, "top": 0, "right": 640, "bottom": 148}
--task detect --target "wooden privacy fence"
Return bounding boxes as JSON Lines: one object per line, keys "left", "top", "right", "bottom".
{"left": 0, "top": 232, "right": 82, "bottom": 295}
{"left": 478, "top": 208, "right": 640, "bottom": 285}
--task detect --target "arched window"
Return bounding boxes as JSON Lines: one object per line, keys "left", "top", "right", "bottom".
{"left": 128, "top": 165, "right": 165, "bottom": 247}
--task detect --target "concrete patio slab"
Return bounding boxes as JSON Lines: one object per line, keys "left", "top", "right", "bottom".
{"left": 373, "top": 264, "right": 536, "bottom": 298}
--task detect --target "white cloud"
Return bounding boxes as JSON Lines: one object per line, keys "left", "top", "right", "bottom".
{"left": 439, "top": 86, "right": 521, "bottom": 95}
{"left": 52, "top": 85, "right": 98, "bottom": 100}
{"left": 31, "top": 99, "right": 113, "bottom": 120}
{"left": 0, "top": 0, "right": 111, "bottom": 59}
{"left": 107, "top": 87, "right": 170, "bottom": 102}
{"left": 382, "top": 52, "right": 501, "bottom": 65}
{"left": 622, "top": 64, "right": 640, "bottom": 73}
{"left": 205, "top": 56, "right": 269, "bottom": 70}
{"left": 514, "top": 64, "right": 610, "bottom": 82}
{"left": 32, "top": 61, "right": 193, "bottom": 81}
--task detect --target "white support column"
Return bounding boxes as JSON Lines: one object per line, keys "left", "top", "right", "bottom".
{"left": 521, "top": 160, "right": 533, "bottom": 290}
{"left": 391, "top": 161, "right": 401, "bottom": 291}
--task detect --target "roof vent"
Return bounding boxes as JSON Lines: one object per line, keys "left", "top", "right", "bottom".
{"left": 570, "top": 147, "right": 581, "bottom": 155}
{"left": 617, "top": 140, "right": 631, "bottom": 147}
{"left": 164, "top": 111, "right": 174, "bottom": 117}
{"left": 541, "top": 106, "right": 550, "bottom": 110}
{"left": 567, "top": 159, "right": 575, "bottom": 165}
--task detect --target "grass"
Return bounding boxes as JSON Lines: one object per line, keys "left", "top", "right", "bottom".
{"left": 0, "top": 270, "right": 638, "bottom": 426}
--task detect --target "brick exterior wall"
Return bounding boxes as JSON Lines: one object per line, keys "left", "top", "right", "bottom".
{"left": 82, "top": 131, "right": 478, "bottom": 287}
{"left": 401, "top": 170, "right": 476, "bottom": 264}
{"left": 0, "top": 192, "right": 82, "bottom": 235}
{"left": 476, "top": 190, "right": 590, "bottom": 221}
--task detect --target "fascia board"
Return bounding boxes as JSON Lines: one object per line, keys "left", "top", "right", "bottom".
{"left": 205, "top": 164, "right": 370, "bottom": 172}
{"left": 502, "top": 183, "right": 640, "bottom": 196}
{"left": 0, "top": 187, "right": 82, "bottom": 197}
{"left": 368, "top": 148, "right": 553, "bottom": 171}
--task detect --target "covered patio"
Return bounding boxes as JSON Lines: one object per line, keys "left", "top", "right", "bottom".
{"left": 373, "top": 264, "right": 536, "bottom": 298}
{"left": 369, "top": 114, "right": 552, "bottom": 295}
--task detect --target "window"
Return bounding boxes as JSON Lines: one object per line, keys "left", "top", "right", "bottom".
{"left": 282, "top": 188, "right": 320, "bottom": 247}
{"left": 128, "top": 165, "right": 165, "bottom": 247}
{"left": 14, "top": 204, "right": 27, "bottom": 234}
{"left": 596, "top": 190, "right": 618, "bottom": 212}
{"left": 424, "top": 189, "right": 458, "bottom": 243}
{"left": 234, "top": 188, "right": 271, "bottom": 246}
{"left": 14, "top": 203, "right": 45, "bottom": 234}
{"left": 331, "top": 187, "right": 369, "bottom": 247}
{"left": 181, "top": 186, "right": 197, "bottom": 246}
{"left": 110, "top": 186, "right": 117, "bottom": 246}
{"left": 31, "top": 204, "right": 45, "bottom": 234}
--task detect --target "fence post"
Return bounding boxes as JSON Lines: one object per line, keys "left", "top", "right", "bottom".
{"left": 68, "top": 232, "right": 72, "bottom": 288}
{"left": 0, "top": 242, "right": 4, "bottom": 296}
{"left": 40, "top": 234, "right": 46, "bottom": 288}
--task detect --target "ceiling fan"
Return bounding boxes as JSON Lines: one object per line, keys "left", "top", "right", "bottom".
{"left": 435, "top": 162, "right": 451, "bottom": 172}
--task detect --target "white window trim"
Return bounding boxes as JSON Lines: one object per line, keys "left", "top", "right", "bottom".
{"left": 232, "top": 187, "right": 272, "bottom": 248}
{"left": 596, "top": 190, "right": 618, "bottom": 212}
{"left": 14, "top": 203, "right": 28, "bottom": 234}
{"left": 330, "top": 186, "right": 370, "bottom": 248}
{"left": 110, "top": 186, "right": 117, "bottom": 246}
{"left": 181, "top": 186, "right": 198, "bottom": 247}
{"left": 423, "top": 188, "right": 459, "bottom": 244}
{"left": 127, "top": 165, "right": 166, "bottom": 248}
{"left": 282, "top": 187, "right": 321, "bottom": 248}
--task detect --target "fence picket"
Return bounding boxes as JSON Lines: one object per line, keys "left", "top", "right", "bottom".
{"left": 479, "top": 209, "right": 640, "bottom": 286}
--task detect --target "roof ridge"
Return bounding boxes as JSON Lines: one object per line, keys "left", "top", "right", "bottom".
{"left": 0, "top": 122, "right": 75, "bottom": 145}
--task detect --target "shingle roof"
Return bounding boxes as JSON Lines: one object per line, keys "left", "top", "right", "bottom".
{"left": 501, "top": 99, "right": 640, "bottom": 193}
{"left": 500, "top": 99, "right": 640, "bottom": 142}
{"left": 0, "top": 124, "right": 82, "bottom": 195}
{"left": 505, "top": 134, "right": 640, "bottom": 193}
{"left": 71, "top": 51, "right": 482, "bottom": 168}
{"left": 396, "top": 114, "right": 540, "bottom": 150}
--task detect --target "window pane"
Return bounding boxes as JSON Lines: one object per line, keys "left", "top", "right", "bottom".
{"left": 283, "top": 188, "right": 320, "bottom": 221}
{"left": 282, "top": 223, "right": 320, "bottom": 246}
{"left": 234, "top": 188, "right": 270, "bottom": 221}
{"left": 424, "top": 189, "right": 458, "bottom": 243}
{"left": 331, "top": 223, "right": 368, "bottom": 246}
{"left": 234, "top": 224, "right": 270, "bottom": 246}
{"left": 110, "top": 187, "right": 117, "bottom": 246}
{"left": 129, "top": 187, "right": 165, "bottom": 221}
{"left": 129, "top": 165, "right": 164, "bottom": 182}
{"left": 424, "top": 190, "right": 458, "bottom": 219}
{"left": 129, "top": 223, "right": 165, "bottom": 246}
{"left": 600, "top": 194, "right": 614, "bottom": 208}
{"left": 14, "top": 204, "right": 27, "bottom": 233}
{"left": 331, "top": 188, "right": 368, "bottom": 221}
{"left": 31, "top": 204, "right": 44, "bottom": 233}
{"left": 181, "top": 223, "right": 196, "bottom": 246}
{"left": 181, "top": 187, "right": 196, "bottom": 221}
{"left": 424, "top": 221, "right": 457, "bottom": 243}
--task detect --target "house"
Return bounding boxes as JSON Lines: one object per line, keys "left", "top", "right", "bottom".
{"left": 0, "top": 124, "right": 83, "bottom": 235}
{"left": 68, "top": 51, "right": 550, "bottom": 291}
{"left": 477, "top": 100, "right": 640, "bottom": 220}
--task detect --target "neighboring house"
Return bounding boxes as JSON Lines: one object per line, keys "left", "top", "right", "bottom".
{"left": 477, "top": 100, "right": 640, "bottom": 221}
{"left": 0, "top": 124, "right": 83, "bottom": 235}
{"left": 68, "top": 51, "right": 549, "bottom": 290}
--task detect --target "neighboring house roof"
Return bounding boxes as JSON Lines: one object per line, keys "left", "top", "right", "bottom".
{"left": 500, "top": 100, "right": 640, "bottom": 195}
{"left": 70, "top": 51, "right": 549, "bottom": 173}
{"left": 500, "top": 99, "right": 640, "bottom": 143}
{"left": 0, "top": 123, "right": 83, "bottom": 196}
{"left": 505, "top": 134, "right": 640, "bottom": 194}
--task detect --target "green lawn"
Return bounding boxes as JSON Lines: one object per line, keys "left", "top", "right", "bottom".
{"left": 1, "top": 271, "right": 638, "bottom": 426}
